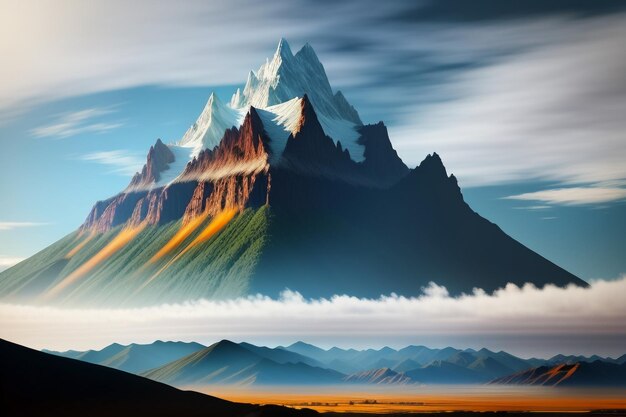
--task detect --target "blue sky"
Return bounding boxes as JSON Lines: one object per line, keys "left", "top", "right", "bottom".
{"left": 1, "top": 0, "right": 625, "bottom": 282}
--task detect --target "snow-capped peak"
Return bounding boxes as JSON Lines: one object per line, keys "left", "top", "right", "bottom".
{"left": 178, "top": 92, "right": 242, "bottom": 157}
{"left": 230, "top": 39, "right": 362, "bottom": 125}
{"left": 275, "top": 37, "right": 293, "bottom": 60}
{"left": 174, "top": 38, "right": 366, "bottom": 179}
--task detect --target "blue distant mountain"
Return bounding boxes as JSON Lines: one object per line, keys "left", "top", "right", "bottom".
{"left": 46, "top": 339, "right": 626, "bottom": 387}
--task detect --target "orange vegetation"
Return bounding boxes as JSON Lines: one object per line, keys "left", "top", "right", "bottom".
{"left": 44, "top": 223, "right": 147, "bottom": 299}
{"left": 556, "top": 363, "right": 580, "bottom": 385}
{"left": 148, "top": 212, "right": 209, "bottom": 264}
{"left": 193, "top": 387, "right": 626, "bottom": 413}
{"left": 140, "top": 208, "right": 238, "bottom": 288}
{"left": 64, "top": 232, "right": 95, "bottom": 259}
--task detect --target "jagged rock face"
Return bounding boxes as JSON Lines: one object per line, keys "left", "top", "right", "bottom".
{"left": 358, "top": 122, "right": 409, "bottom": 182}
{"left": 82, "top": 192, "right": 148, "bottom": 233}
{"left": 280, "top": 96, "right": 408, "bottom": 187}
{"left": 178, "top": 108, "right": 270, "bottom": 221}
{"left": 180, "top": 109, "right": 269, "bottom": 183}
{"left": 183, "top": 181, "right": 212, "bottom": 222}
{"left": 128, "top": 139, "right": 175, "bottom": 189}
{"left": 282, "top": 95, "right": 353, "bottom": 174}
{"left": 83, "top": 109, "right": 271, "bottom": 232}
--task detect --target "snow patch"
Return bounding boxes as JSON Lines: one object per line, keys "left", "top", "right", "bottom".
{"left": 256, "top": 98, "right": 302, "bottom": 163}
{"left": 178, "top": 93, "right": 241, "bottom": 157}
{"left": 153, "top": 145, "right": 194, "bottom": 188}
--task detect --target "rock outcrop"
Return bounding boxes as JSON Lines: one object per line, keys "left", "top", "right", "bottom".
{"left": 128, "top": 139, "right": 175, "bottom": 189}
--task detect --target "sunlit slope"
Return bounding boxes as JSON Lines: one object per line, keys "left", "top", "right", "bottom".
{"left": 0, "top": 208, "right": 269, "bottom": 305}
{"left": 0, "top": 231, "right": 80, "bottom": 297}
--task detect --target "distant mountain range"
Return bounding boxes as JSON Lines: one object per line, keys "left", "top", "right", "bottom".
{"left": 45, "top": 339, "right": 626, "bottom": 387}
{"left": 0, "top": 339, "right": 313, "bottom": 417}
{"left": 142, "top": 340, "right": 344, "bottom": 386}
{"left": 0, "top": 39, "right": 586, "bottom": 306}
{"left": 8, "top": 337, "right": 624, "bottom": 417}
{"left": 491, "top": 361, "right": 626, "bottom": 387}
{"left": 43, "top": 340, "right": 204, "bottom": 374}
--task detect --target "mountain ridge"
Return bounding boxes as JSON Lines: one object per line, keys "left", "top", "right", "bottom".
{"left": 42, "top": 339, "right": 626, "bottom": 387}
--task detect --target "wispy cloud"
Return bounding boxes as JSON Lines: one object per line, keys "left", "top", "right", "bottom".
{"left": 391, "top": 15, "right": 626, "bottom": 190}
{"left": 31, "top": 107, "right": 122, "bottom": 139}
{"left": 505, "top": 186, "right": 626, "bottom": 206}
{"left": 80, "top": 150, "right": 144, "bottom": 176}
{"left": 0, "top": 222, "right": 48, "bottom": 231}
{"left": 513, "top": 205, "right": 551, "bottom": 210}
{"left": 1, "top": 276, "right": 625, "bottom": 356}
{"left": 0, "top": 256, "right": 25, "bottom": 271}
{"left": 1, "top": 1, "right": 625, "bottom": 193}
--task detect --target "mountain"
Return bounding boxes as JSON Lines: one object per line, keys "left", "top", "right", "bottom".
{"left": 41, "top": 339, "right": 625, "bottom": 386}
{"left": 467, "top": 357, "right": 516, "bottom": 380}
{"left": 282, "top": 343, "right": 403, "bottom": 374}
{"left": 0, "top": 39, "right": 587, "bottom": 306}
{"left": 472, "top": 348, "right": 533, "bottom": 372}
{"left": 547, "top": 353, "right": 619, "bottom": 365}
{"left": 393, "top": 358, "right": 422, "bottom": 373}
{"left": 143, "top": 339, "right": 345, "bottom": 386}
{"left": 0, "top": 338, "right": 315, "bottom": 417}
{"left": 343, "top": 368, "right": 412, "bottom": 384}
{"left": 405, "top": 360, "right": 487, "bottom": 384}
{"left": 69, "top": 342, "right": 127, "bottom": 365}
{"left": 47, "top": 341, "right": 206, "bottom": 373}
{"left": 281, "top": 342, "right": 527, "bottom": 382}
{"left": 238, "top": 342, "right": 324, "bottom": 368}
{"left": 491, "top": 361, "right": 626, "bottom": 387}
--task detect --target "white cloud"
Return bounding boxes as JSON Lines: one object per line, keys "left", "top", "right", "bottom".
{"left": 80, "top": 150, "right": 144, "bottom": 176}
{"left": 31, "top": 107, "right": 122, "bottom": 138}
{"left": 0, "top": 256, "right": 25, "bottom": 271}
{"left": 513, "top": 205, "right": 551, "bottom": 210}
{"left": 505, "top": 186, "right": 626, "bottom": 206}
{"left": 1, "top": 276, "right": 625, "bottom": 356}
{"left": 0, "top": 222, "right": 48, "bottom": 231}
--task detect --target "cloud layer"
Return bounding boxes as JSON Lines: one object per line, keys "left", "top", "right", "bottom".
{"left": 2, "top": 276, "right": 625, "bottom": 357}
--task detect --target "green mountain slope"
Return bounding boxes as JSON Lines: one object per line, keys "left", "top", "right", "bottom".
{"left": 0, "top": 207, "right": 269, "bottom": 306}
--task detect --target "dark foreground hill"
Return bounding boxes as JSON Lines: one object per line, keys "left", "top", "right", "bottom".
{"left": 0, "top": 338, "right": 316, "bottom": 417}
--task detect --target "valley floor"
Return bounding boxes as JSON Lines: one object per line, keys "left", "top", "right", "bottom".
{"left": 188, "top": 385, "right": 626, "bottom": 413}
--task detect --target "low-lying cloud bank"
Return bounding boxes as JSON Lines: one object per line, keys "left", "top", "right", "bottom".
{"left": 1, "top": 277, "right": 625, "bottom": 357}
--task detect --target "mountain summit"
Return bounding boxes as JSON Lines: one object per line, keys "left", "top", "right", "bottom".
{"left": 0, "top": 39, "right": 587, "bottom": 306}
